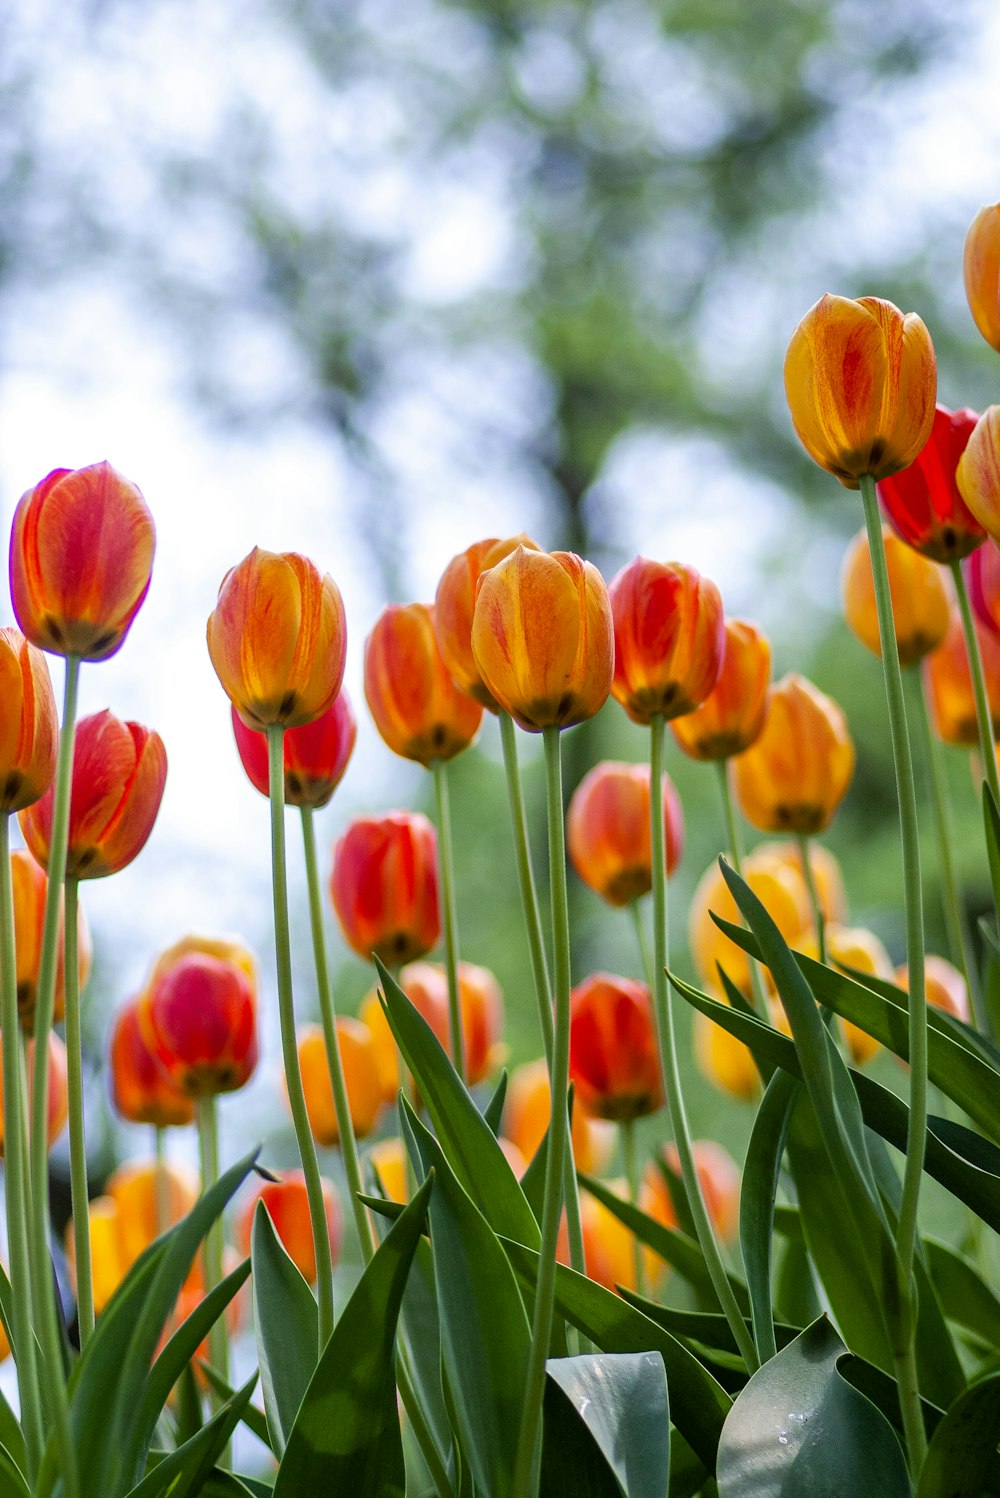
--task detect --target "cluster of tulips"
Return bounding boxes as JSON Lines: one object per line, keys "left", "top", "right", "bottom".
{"left": 4, "top": 205, "right": 1000, "bottom": 1498}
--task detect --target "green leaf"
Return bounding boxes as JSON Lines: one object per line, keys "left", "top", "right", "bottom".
{"left": 0, "top": 1445, "right": 28, "bottom": 1498}
{"left": 483, "top": 1069, "right": 508, "bottom": 1136}
{"left": 716, "top": 1317, "right": 910, "bottom": 1496}
{"left": 0, "top": 1388, "right": 26, "bottom": 1483}
{"left": 620, "top": 1297, "right": 799, "bottom": 1361}
{"left": 251, "top": 1201, "right": 319, "bottom": 1458}
{"left": 925, "top": 1238, "right": 1000, "bottom": 1351}
{"left": 543, "top": 1353, "right": 670, "bottom": 1498}
{"left": 740, "top": 1070, "right": 799, "bottom": 1364}
{"left": 983, "top": 781, "right": 1000, "bottom": 929}
{"left": 124, "top": 1373, "right": 259, "bottom": 1498}
{"left": 916, "top": 1372, "right": 1000, "bottom": 1497}
{"left": 198, "top": 1360, "right": 272, "bottom": 1450}
{"left": 272, "top": 1175, "right": 433, "bottom": 1497}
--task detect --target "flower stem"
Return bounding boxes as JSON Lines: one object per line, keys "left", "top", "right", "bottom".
{"left": 154, "top": 1125, "right": 169, "bottom": 1239}
{"left": 795, "top": 833, "right": 826, "bottom": 966}
{"left": 63, "top": 876, "right": 95, "bottom": 1347}
{"left": 860, "top": 475, "right": 928, "bottom": 1476}
{"left": 0, "top": 815, "right": 43, "bottom": 1479}
{"left": 650, "top": 714, "right": 759, "bottom": 1372}
{"left": 267, "top": 726, "right": 335, "bottom": 1348}
{"left": 951, "top": 557, "right": 1000, "bottom": 812}
{"left": 28, "top": 653, "right": 81, "bottom": 1498}
{"left": 621, "top": 1117, "right": 646, "bottom": 1298}
{"left": 197, "top": 1093, "right": 227, "bottom": 1388}
{"left": 431, "top": 759, "right": 465, "bottom": 1082}
{"left": 630, "top": 900, "right": 654, "bottom": 989}
{"left": 714, "top": 759, "right": 770, "bottom": 1015}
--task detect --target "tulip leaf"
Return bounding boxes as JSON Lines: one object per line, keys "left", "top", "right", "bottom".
{"left": 0, "top": 1390, "right": 26, "bottom": 1485}
{"left": 740, "top": 1069, "right": 799, "bottom": 1364}
{"left": 620, "top": 1296, "right": 800, "bottom": 1362}
{"left": 716, "top": 1317, "right": 910, "bottom": 1497}
{"left": 251, "top": 1201, "right": 320, "bottom": 1458}
{"left": 196, "top": 1360, "right": 272, "bottom": 1450}
{"left": 916, "top": 1372, "right": 1000, "bottom": 1497}
{"left": 272, "top": 1174, "right": 433, "bottom": 1497}
{"left": 541, "top": 1352, "right": 670, "bottom": 1498}
{"left": 0, "top": 1447, "right": 28, "bottom": 1498}
{"left": 983, "top": 781, "right": 1000, "bottom": 929}
{"left": 924, "top": 1238, "right": 1000, "bottom": 1351}
{"left": 483, "top": 1069, "right": 508, "bottom": 1135}
{"left": 124, "top": 1373, "right": 259, "bottom": 1498}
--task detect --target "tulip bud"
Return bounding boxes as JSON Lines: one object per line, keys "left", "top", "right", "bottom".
{"left": 956, "top": 406, "right": 1000, "bottom": 545}
{"left": 964, "top": 204, "right": 1000, "bottom": 353}
{"left": 367, "top": 1137, "right": 409, "bottom": 1204}
{"left": 365, "top": 603, "right": 483, "bottom": 765}
{"left": 503, "top": 1057, "right": 612, "bottom": 1176}
{"left": 7, "top": 848, "right": 91, "bottom": 1033}
{"left": 330, "top": 811, "right": 440, "bottom": 966}
{"left": 109, "top": 998, "right": 195, "bottom": 1128}
{"left": 693, "top": 1009, "right": 760, "bottom": 1102}
{"left": 923, "top": 608, "right": 1000, "bottom": 746}
{"left": 608, "top": 558, "right": 724, "bottom": 726}
{"left": 230, "top": 692, "right": 356, "bottom": 809}
{"left": 434, "top": 535, "right": 541, "bottom": 709}
{"left": 894, "top": 954, "right": 971, "bottom": 1025}
{"left": 0, "top": 1032, "right": 68, "bottom": 1155}
{"left": 877, "top": 405, "right": 984, "bottom": 563}
{"left": 566, "top": 760, "right": 682, "bottom": 907}
{"left": 784, "top": 294, "right": 936, "bottom": 488}
{"left": 731, "top": 674, "right": 855, "bottom": 835}
{"left": 207, "top": 547, "right": 347, "bottom": 730}
{"left": 689, "top": 848, "right": 811, "bottom": 999}
{"left": 568, "top": 973, "right": 664, "bottom": 1123}
{"left": 841, "top": 526, "right": 950, "bottom": 668}
{"left": 297, "top": 1019, "right": 382, "bottom": 1145}
{"left": 0, "top": 628, "right": 58, "bottom": 812}
{"left": 138, "top": 936, "right": 259, "bottom": 1096}
{"left": 560, "top": 1186, "right": 638, "bottom": 1294}
{"left": 9, "top": 461, "right": 156, "bottom": 660}
{"left": 471, "top": 546, "right": 614, "bottom": 732}
{"left": 19, "top": 710, "right": 167, "bottom": 880}
{"left": 671, "top": 619, "right": 771, "bottom": 761}
{"left": 237, "top": 1171, "right": 343, "bottom": 1285}
{"left": 826, "top": 924, "right": 893, "bottom": 1066}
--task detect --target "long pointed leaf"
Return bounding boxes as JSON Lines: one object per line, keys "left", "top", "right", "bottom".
{"left": 545, "top": 1353, "right": 670, "bottom": 1498}
{"left": 125, "top": 1373, "right": 259, "bottom": 1498}
{"left": 740, "top": 1071, "right": 799, "bottom": 1363}
{"left": 251, "top": 1203, "right": 319, "bottom": 1458}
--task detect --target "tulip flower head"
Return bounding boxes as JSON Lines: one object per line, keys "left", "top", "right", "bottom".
{"left": 207, "top": 547, "right": 347, "bottom": 730}
{"left": 956, "top": 406, "right": 1000, "bottom": 546}
{"left": 566, "top": 760, "right": 683, "bottom": 907}
{"left": 671, "top": 618, "right": 771, "bottom": 761}
{"left": 9, "top": 461, "right": 156, "bottom": 660}
{"left": 923, "top": 608, "right": 1000, "bottom": 746}
{"left": 895, "top": 955, "right": 971, "bottom": 1025}
{"left": 359, "top": 966, "right": 451, "bottom": 1105}
{"left": 826, "top": 924, "right": 893, "bottom": 1065}
{"left": 968, "top": 542, "right": 1000, "bottom": 637}
{"left": 365, "top": 602, "right": 483, "bottom": 765}
{"left": 0, "top": 627, "right": 58, "bottom": 813}
{"left": 964, "top": 204, "right": 1000, "bottom": 353}
{"left": 731, "top": 674, "right": 855, "bottom": 835}
{"left": 504, "top": 1057, "right": 612, "bottom": 1176}
{"left": 756, "top": 839, "right": 848, "bottom": 928}
{"left": 608, "top": 558, "right": 724, "bottom": 726}
{"left": 9, "top": 847, "right": 92, "bottom": 1032}
{"left": 689, "top": 847, "right": 811, "bottom": 998}
{"left": 569, "top": 973, "right": 664, "bottom": 1123}
{"left": 0, "top": 1032, "right": 68, "bottom": 1155}
{"left": 694, "top": 1009, "right": 760, "bottom": 1102}
{"left": 109, "top": 998, "right": 195, "bottom": 1127}
{"left": 434, "top": 534, "right": 540, "bottom": 708}
{"left": 563, "top": 1186, "right": 638, "bottom": 1294}
{"left": 367, "top": 1137, "right": 409, "bottom": 1205}
{"left": 238, "top": 1171, "right": 343, "bottom": 1285}
{"left": 841, "top": 526, "right": 950, "bottom": 668}
{"left": 139, "top": 935, "right": 259, "bottom": 1096}
{"left": 231, "top": 692, "right": 356, "bottom": 809}
{"left": 330, "top": 811, "right": 440, "bottom": 965}
{"left": 643, "top": 1140, "right": 741, "bottom": 1244}
{"left": 784, "top": 295, "right": 936, "bottom": 489}
{"left": 877, "top": 405, "right": 984, "bottom": 563}
{"left": 297, "top": 1019, "right": 382, "bottom": 1145}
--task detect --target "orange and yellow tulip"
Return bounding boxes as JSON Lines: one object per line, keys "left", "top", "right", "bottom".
{"left": 237, "top": 1171, "right": 343, "bottom": 1285}
{"left": 841, "top": 527, "right": 950, "bottom": 667}
{"left": 8, "top": 847, "right": 91, "bottom": 1032}
{"left": 330, "top": 811, "right": 440, "bottom": 966}
{"left": 562, "top": 1184, "right": 637, "bottom": 1294}
{"left": 566, "top": 760, "right": 683, "bottom": 907}
{"left": 138, "top": 935, "right": 258, "bottom": 1096}
{"left": 643, "top": 1140, "right": 740, "bottom": 1244}
{"left": 109, "top": 998, "right": 195, "bottom": 1127}
{"left": 671, "top": 618, "right": 771, "bottom": 761}
{"left": 753, "top": 839, "right": 848, "bottom": 927}
{"left": 231, "top": 692, "right": 356, "bottom": 809}
{"left": 608, "top": 558, "right": 724, "bottom": 726}
{"left": 434, "top": 535, "right": 540, "bottom": 708}
{"left": 359, "top": 965, "right": 450, "bottom": 1104}
{"left": 923, "top": 608, "right": 1000, "bottom": 746}
{"left": 568, "top": 973, "right": 664, "bottom": 1123}
{"left": 826, "top": 923, "right": 894, "bottom": 1065}
{"left": 367, "top": 1137, "right": 409, "bottom": 1204}
{"left": 503, "top": 1057, "right": 612, "bottom": 1176}
{"left": 365, "top": 603, "right": 483, "bottom": 765}
{"left": 693, "top": 1009, "right": 760, "bottom": 1103}
{"left": 731, "top": 674, "right": 855, "bottom": 835}
{"left": 0, "top": 627, "right": 58, "bottom": 812}
{"left": 964, "top": 204, "right": 1000, "bottom": 353}
{"left": 895, "top": 954, "right": 971, "bottom": 1025}
{"left": 956, "top": 406, "right": 1000, "bottom": 544}
{"left": 689, "top": 848, "right": 811, "bottom": 998}
{"left": 298, "top": 1019, "right": 383, "bottom": 1145}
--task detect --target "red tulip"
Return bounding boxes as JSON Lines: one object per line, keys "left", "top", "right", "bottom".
{"left": 608, "top": 559, "right": 724, "bottom": 726}
{"left": 566, "top": 760, "right": 683, "bottom": 906}
{"left": 877, "top": 405, "right": 984, "bottom": 563}
{"left": 230, "top": 693, "right": 356, "bottom": 809}
{"left": 138, "top": 936, "right": 259, "bottom": 1096}
{"left": 237, "top": 1171, "right": 342, "bottom": 1285}
{"left": 330, "top": 812, "right": 440, "bottom": 965}
{"left": 569, "top": 973, "right": 664, "bottom": 1122}
{"left": 109, "top": 998, "right": 195, "bottom": 1127}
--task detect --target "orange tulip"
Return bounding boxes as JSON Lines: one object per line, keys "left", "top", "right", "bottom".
{"left": 434, "top": 535, "right": 540, "bottom": 708}
{"left": 693, "top": 1010, "right": 760, "bottom": 1103}
{"left": 9, "top": 461, "right": 156, "bottom": 660}
{"left": 105, "top": 1158, "right": 200, "bottom": 1267}
{"left": 731, "top": 674, "right": 855, "bottom": 835}
{"left": 364, "top": 603, "right": 483, "bottom": 765}
{"left": 566, "top": 760, "right": 683, "bottom": 907}
{"left": 359, "top": 967, "right": 450, "bottom": 1105}
{"left": 826, "top": 924, "right": 893, "bottom": 1065}
{"left": 841, "top": 526, "right": 950, "bottom": 667}
{"left": 367, "top": 1137, "right": 409, "bottom": 1204}
{"left": 503, "top": 1057, "right": 612, "bottom": 1176}
{"left": 68, "top": 1198, "right": 128, "bottom": 1315}
{"left": 470, "top": 546, "right": 614, "bottom": 732}
{"left": 569, "top": 973, "right": 664, "bottom": 1123}
{"left": 0, "top": 627, "right": 58, "bottom": 812}
{"left": 330, "top": 811, "right": 440, "bottom": 965}
{"left": 298, "top": 1019, "right": 383, "bottom": 1145}
{"left": 608, "top": 558, "right": 724, "bottom": 726}
{"left": 895, "top": 955, "right": 971, "bottom": 1025}
{"left": 237, "top": 1171, "right": 343, "bottom": 1285}
{"left": 964, "top": 204, "right": 1000, "bottom": 353}
{"left": 138, "top": 935, "right": 258, "bottom": 1096}
{"left": 109, "top": 998, "right": 195, "bottom": 1127}
{"left": 643, "top": 1140, "right": 740, "bottom": 1243}
{"left": 956, "top": 406, "right": 1000, "bottom": 544}
{"left": 753, "top": 839, "right": 848, "bottom": 928}
{"left": 689, "top": 847, "right": 811, "bottom": 999}
{"left": 230, "top": 692, "right": 356, "bottom": 809}
{"left": 561, "top": 1184, "right": 637, "bottom": 1294}
{"left": 923, "top": 608, "right": 1000, "bottom": 745}
{"left": 671, "top": 618, "right": 771, "bottom": 761}
{"left": 206, "top": 547, "right": 347, "bottom": 730}
{"left": 20, "top": 710, "right": 167, "bottom": 880}
{"left": 0, "top": 1032, "right": 68, "bottom": 1154}
{"left": 8, "top": 847, "right": 92, "bottom": 1032}
{"left": 784, "top": 295, "right": 936, "bottom": 488}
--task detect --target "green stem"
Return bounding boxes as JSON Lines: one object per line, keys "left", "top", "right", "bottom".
{"left": 630, "top": 899, "right": 654, "bottom": 989}
{"left": 431, "top": 759, "right": 465, "bottom": 1082}
{"left": 621, "top": 1118, "right": 646, "bottom": 1298}
{"left": 28, "top": 654, "right": 81, "bottom": 1498}
{"left": 300, "top": 806, "right": 376, "bottom": 1260}
{"left": 63, "top": 877, "right": 95, "bottom": 1347}
{"left": 714, "top": 760, "right": 770, "bottom": 1015}
{"left": 795, "top": 834, "right": 826, "bottom": 967}
{"left": 0, "top": 816, "right": 43, "bottom": 1478}
{"left": 860, "top": 475, "right": 928, "bottom": 1476}
{"left": 267, "top": 726, "right": 335, "bottom": 1348}
{"left": 512, "top": 726, "right": 573, "bottom": 1498}
{"left": 154, "top": 1125, "right": 169, "bottom": 1239}
{"left": 951, "top": 557, "right": 1000, "bottom": 812}
{"left": 197, "top": 1094, "right": 227, "bottom": 1390}
{"left": 650, "top": 714, "right": 759, "bottom": 1372}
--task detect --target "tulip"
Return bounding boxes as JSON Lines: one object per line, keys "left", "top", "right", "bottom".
{"left": 237, "top": 1171, "right": 343, "bottom": 1285}
{"left": 783, "top": 295, "right": 936, "bottom": 488}
{"left": 0, "top": 628, "right": 58, "bottom": 813}
{"left": 688, "top": 848, "right": 811, "bottom": 999}
{"left": 330, "top": 811, "right": 440, "bottom": 966}
{"left": 67, "top": 1199, "right": 127, "bottom": 1316}
{"left": 206, "top": 547, "right": 347, "bottom": 730}
{"left": 731, "top": 674, "right": 855, "bottom": 835}
{"left": 109, "top": 998, "right": 195, "bottom": 1128}
{"left": 895, "top": 955, "right": 971, "bottom": 1025}
{"left": 470, "top": 546, "right": 614, "bottom": 732}
{"left": 8, "top": 848, "right": 91, "bottom": 1033}
{"left": 434, "top": 535, "right": 540, "bottom": 708}
{"left": 365, "top": 603, "right": 483, "bottom": 765}
{"left": 964, "top": 204, "right": 1000, "bottom": 353}
{"left": 643, "top": 1140, "right": 740, "bottom": 1244}
{"left": 754, "top": 839, "right": 848, "bottom": 928}
{"left": 923, "top": 608, "right": 1000, "bottom": 746}
{"left": 19, "top": 710, "right": 167, "bottom": 880}
{"left": 456, "top": 961, "right": 505, "bottom": 1085}
{"left": 877, "top": 405, "right": 984, "bottom": 563}
{"left": 956, "top": 406, "right": 1000, "bottom": 546}
{"left": 9, "top": 461, "right": 156, "bottom": 660}
{"left": 503, "top": 1057, "right": 612, "bottom": 1176}
{"left": 230, "top": 692, "right": 356, "bottom": 809}
{"left": 561, "top": 1185, "right": 637, "bottom": 1294}
{"left": 0, "top": 1033, "right": 68, "bottom": 1155}
{"left": 367, "top": 1137, "right": 409, "bottom": 1205}
{"left": 671, "top": 618, "right": 771, "bottom": 761}
{"left": 693, "top": 1009, "right": 760, "bottom": 1102}
{"left": 298, "top": 1019, "right": 382, "bottom": 1145}
{"left": 138, "top": 936, "right": 259, "bottom": 1096}
{"left": 841, "top": 527, "right": 950, "bottom": 668}
{"left": 826, "top": 924, "right": 894, "bottom": 1065}
{"left": 359, "top": 967, "right": 451, "bottom": 1105}
{"left": 566, "top": 761, "right": 683, "bottom": 907}
{"left": 568, "top": 973, "right": 664, "bottom": 1123}
{"left": 608, "top": 558, "right": 724, "bottom": 726}
{"left": 968, "top": 542, "right": 1000, "bottom": 636}
{"left": 104, "top": 1157, "right": 200, "bottom": 1268}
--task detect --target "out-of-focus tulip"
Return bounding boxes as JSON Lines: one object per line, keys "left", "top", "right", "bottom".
{"left": 8, "top": 848, "right": 92, "bottom": 1032}
{"left": 434, "top": 535, "right": 540, "bottom": 709}
{"left": 503, "top": 1058, "right": 613, "bottom": 1177}
{"left": 895, "top": 955, "right": 971, "bottom": 1025}
{"left": 957, "top": 406, "right": 1000, "bottom": 545}
{"left": 969, "top": 542, "right": 1000, "bottom": 636}
{"left": 784, "top": 295, "right": 936, "bottom": 489}
{"left": 456, "top": 961, "right": 505, "bottom": 1084}
{"left": 0, "top": 628, "right": 58, "bottom": 812}
{"left": 471, "top": 546, "right": 614, "bottom": 732}
{"left": 9, "top": 461, "right": 156, "bottom": 660}
{"left": 689, "top": 849, "right": 811, "bottom": 998}
{"left": 365, "top": 603, "right": 483, "bottom": 765}
{"left": 237, "top": 1171, "right": 343, "bottom": 1285}
{"left": 230, "top": 693, "right": 356, "bottom": 809}
{"left": 368, "top": 1137, "right": 409, "bottom": 1204}
{"left": 560, "top": 1185, "right": 636, "bottom": 1294}
{"left": 359, "top": 965, "right": 450, "bottom": 1105}
{"left": 109, "top": 998, "right": 195, "bottom": 1127}
{"left": 20, "top": 710, "right": 167, "bottom": 880}
{"left": 754, "top": 840, "right": 848, "bottom": 928}
{"left": 105, "top": 1158, "right": 200, "bottom": 1268}
{"left": 138, "top": 936, "right": 258, "bottom": 1096}
{"left": 608, "top": 559, "right": 724, "bottom": 726}
{"left": 569, "top": 973, "right": 664, "bottom": 1123}
{"left": 643, "top": 1140, "right": 741, "bottom": 1243}
{"left": 964, "top": 204, "right": 1000, "bottom": 353}
{"left": 877, "top": 405, "right": 984, "bottom": 562}
{"left": 841, "top": 527, "right": 950, "bottom": 668}
{"left": 298, "top": 1019, "right": 382, "bottom": 1145}
{"left": 69, "top": 1198, "right": 128, "bottom": 1315}
{"left": 331, "top": 811, "right": 440, "bottom": 966}
{"left": 731, "top": 674, "right": 855, "bottom": 835}
{"left": 566, "top": 761, "right": 683, "bottom": 907}
{"left": 694, "top": 1009, "right": 760, "bottom": 1103}
{"left": 671, "top": 619, "right": 771, "bottom": 761}
{"left": 923, "top": 608, "right": 1000, "bottom": 745}
{"left": 827, "top": 924, "right": 894, "bottom": 1065}
{"left": 0, "top": 1032, "right": 68, "bottom": 1154}
{"left": 206, "top": 547, "right": 347, "bottom": 731}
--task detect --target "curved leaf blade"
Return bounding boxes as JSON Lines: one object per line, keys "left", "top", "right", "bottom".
{"left": 545, "top": 1352, "right": 670, "bottom": 1498}
{"left": 251, "top": 1201, "right": 319, "bottom": 1458}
